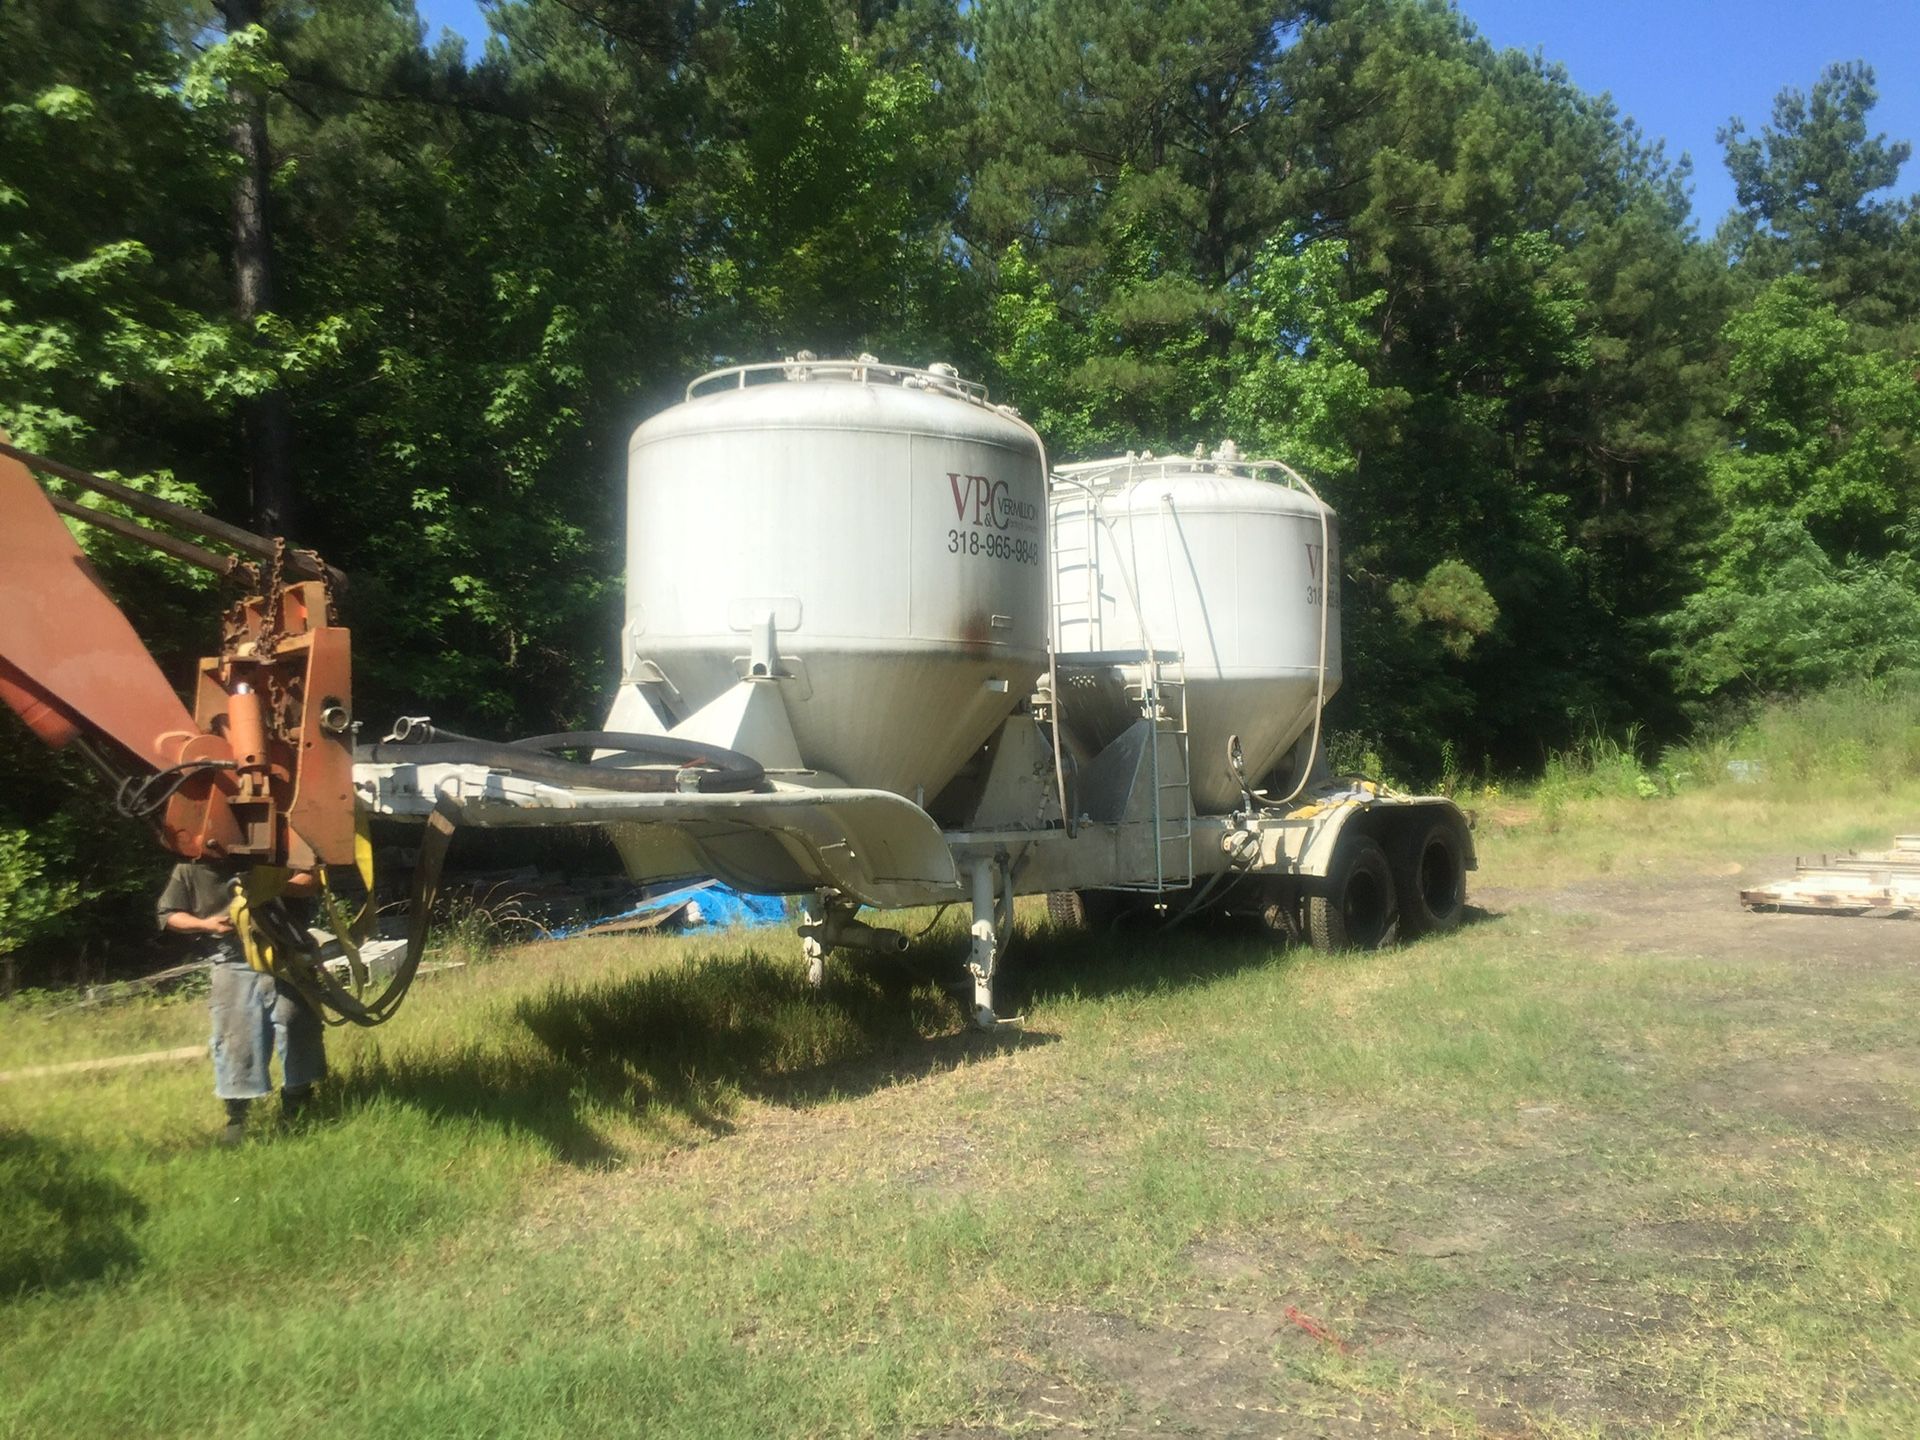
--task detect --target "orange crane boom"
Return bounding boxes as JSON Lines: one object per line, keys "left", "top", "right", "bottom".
{"left": 0, "top": 439, "right": 356, "bottom": 870}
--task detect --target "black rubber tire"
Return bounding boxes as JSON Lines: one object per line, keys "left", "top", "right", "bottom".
{"left": 1259, "top": 901, "right": 1300, "bottom": 943}
{"left": 1394, "top": 816, "right": 1468, "bottom": 938}
{"left": 1046, "top": 889, "right": 1127, "bottom": 932}
{"left": 1254, "top": 880, "right": 1302, "bottom": 943}
{"left": 1045, "top": 891, "right": 1085, "bottom": 929}
{"left": 1307, "top": 833, "right": 1400, "bottom": 952}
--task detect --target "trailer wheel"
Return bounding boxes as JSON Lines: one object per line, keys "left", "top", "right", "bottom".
{"left": 1045, "top": 891, "right": 1084, "bottom": 930}
{"left": 1395, "top": 817, "right": 1468, "bottom": 938}
{"left": 1046, "top": 889, "right": 1127, "bottom": 932}
{"left": 1259, "top": 890, "right": 1303, "bottom": 944}
{"left": 1308, "top": 834, "right": 1399, "bottom": 952}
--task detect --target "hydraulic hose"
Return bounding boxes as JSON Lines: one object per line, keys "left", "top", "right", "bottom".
{"left": 243, "top": 792, "right": 461, "bottom": 1028}
{"left": 357, "top": 731, "right": 765, "bottom": 794}
{"left": 302, "top": 729, "right": 763, "bottom": 1028}
{"left": 517, "top": 730, "right": 767, "bottom": 792}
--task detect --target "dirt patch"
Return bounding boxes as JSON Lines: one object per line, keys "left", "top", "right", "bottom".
{"left": 1474, "top": 860, "right": 1920, "bottom": 973}
{"left": 1609, "top": 1214, "right": 1780, "bottom": 1271}
{"left": 1687, "top": 1050, "right": 1920, "bottom": 1141}
{"left": 1185, "top": 1236, "right": 1271, "bottom": 1285}
{"left": 955, "top": 1301, "right": 1429, "bottom": 1440}
{"left": 544, "top": 856, "right": 1903, "bottom": 1437}
{"left": 978, "top": 1268, "right": 1686, "bottom": 1438}
{"left": 1382, "top": 1285, "right": 1681, "bottom": 1435}
{"left": 1347, "top": 1189, "right": 1699, "bottom": 1433}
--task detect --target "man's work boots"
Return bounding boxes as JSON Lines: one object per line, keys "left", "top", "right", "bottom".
{"left": 281, "top": 1084, "right": 315, "bottom": 1126}
{"left": 219, "top": 1098, "right": 250, "bottom": 1148}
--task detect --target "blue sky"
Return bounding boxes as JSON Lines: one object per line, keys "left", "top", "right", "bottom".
{"left": 415, "top": 0, "right": 1920, "bottom": 231}
{"left": 1463, "top": 0, "right": 1920, "bottom": 230}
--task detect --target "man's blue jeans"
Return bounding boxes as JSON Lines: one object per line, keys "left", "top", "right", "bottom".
{"left": 209, "top": 962, "right": 327, "bottom": 1100}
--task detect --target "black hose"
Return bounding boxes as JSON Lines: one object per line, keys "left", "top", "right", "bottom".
{"left": 508, "top": 731, "right": 748, "bottom": 767}
{"left": 357, "top": 733, "right": 764, "bottom": 794}
{"left": 414, "top": 723, "right": 490, "bottom": 746}
{"left": 514, "top": 731, "right": 765, "bottom": 792}
{"left": 327, "top": 729, "right": 761, "bottom": 1028}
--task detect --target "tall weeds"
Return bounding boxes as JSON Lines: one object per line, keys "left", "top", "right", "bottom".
{"left": 1665, "top": 682, "right": 1920, "bottom": 793}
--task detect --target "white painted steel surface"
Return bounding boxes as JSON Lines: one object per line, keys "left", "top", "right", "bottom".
{"left": 1051, "top": 455, "right": 1341, "bottom": 813}
{"left": 622, "top": 361, "right": 1048, "bottom": 799}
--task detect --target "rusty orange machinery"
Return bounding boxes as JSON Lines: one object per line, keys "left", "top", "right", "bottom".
{"left": 0, "top": 439, "right": 356, "bottom": 871}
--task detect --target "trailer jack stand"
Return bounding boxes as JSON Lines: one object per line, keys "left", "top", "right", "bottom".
{"left": 967, "top": 855, "right": 1020, "bottom": 1031}
{"left": 800, "top": 894, "right": 831, "bottom": 990}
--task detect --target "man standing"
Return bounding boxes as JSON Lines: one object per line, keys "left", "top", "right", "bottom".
{"left": 157, "top": 859, "right": 327, "bottom": 1146}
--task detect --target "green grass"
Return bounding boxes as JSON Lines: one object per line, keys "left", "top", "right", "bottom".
{"left": 4, "top": 772, "right": 1920, "bottom": 1435}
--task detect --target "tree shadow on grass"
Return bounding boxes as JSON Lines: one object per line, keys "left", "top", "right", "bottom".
{"left": 1002, "top": 924, "right": 1293, "bottom": 1012}
{"left": 1003, "top": 899, "right": 1506, "bottom": 1012}
{"left": 0, "top": 1130, "right": 145, "bottom": 1298}
{"left": 331, "top": 947, "right": 1052, "bottom": 1167}
{"left": 328, "top": 904, "right": 1499, "bottom": 1166}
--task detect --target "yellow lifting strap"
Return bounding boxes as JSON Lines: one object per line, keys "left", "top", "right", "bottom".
{"left": 227, "top": 794, "right": 458, "bottom": 1028}
{"left": 230, "top": 806, "right": 378, "bottom": 993}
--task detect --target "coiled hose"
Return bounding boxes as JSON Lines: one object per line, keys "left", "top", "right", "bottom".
{"left": 357, "top": 727, "right": 766, "bottom": 794}
{"left": 257, "top": 728, "right": 768, "bottom": 1027}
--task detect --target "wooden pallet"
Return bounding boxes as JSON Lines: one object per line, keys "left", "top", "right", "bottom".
{"left": 1741, "top": 838, "right": 1920, "bottom": 917}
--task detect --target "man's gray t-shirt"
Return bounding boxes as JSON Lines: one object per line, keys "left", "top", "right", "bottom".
{"left": 156, "top": 860, "right": 243, "bottom": 965}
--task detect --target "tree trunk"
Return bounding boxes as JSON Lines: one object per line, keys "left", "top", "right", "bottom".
{"left": 217, "top": 0, "right": 296, "bottom": 538}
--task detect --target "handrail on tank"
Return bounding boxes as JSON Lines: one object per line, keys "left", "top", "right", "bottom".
{"left": 685, "top": 355, "right": 995, "bottom": 406}
{"left": 1051, "top": 447, "right": 1324, "bottom": 504}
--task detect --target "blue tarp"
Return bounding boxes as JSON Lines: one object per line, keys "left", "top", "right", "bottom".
{"left": 544, "top": 880, "right": 789, "bottom": 941}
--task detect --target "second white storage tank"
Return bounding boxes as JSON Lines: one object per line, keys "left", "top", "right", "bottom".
{"left": 1050, "top": 448, "right": 1341, "bottom": 814}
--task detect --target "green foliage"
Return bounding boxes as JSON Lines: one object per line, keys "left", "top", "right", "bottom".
{"left": 0, "top": 740, "right": 160, "bottom": 970}
{"left": 1533, "top": 721, "right": 1662, "bottom": 829}
{"left": 1718, "top": 61, "right": 1920, "bottom": 342}
{"left": 1227, "top": 239, "right": 1401, "bottom": 482}
{"left": 0, "top": 832, "right": 78, "bottom": 961}
{"left": 690, "top": 2, "right": 962, "bottom": 354}
{"left": 1668, "top": 531, "right": 1920, "bottom": 697}
{"left": 1389, "top": 560, "right": 1500, "bottom": 659}
{"left": 1668, "top": 277, "right": 1920, "bottom": 697}
{"left": 1321, "top": 731, "right": 1400, "bottom": 788}
{"left": 1713, "top": 278, "right": 1919, "bottom": 561}
{"left": 1665, "top": 681, "right": 1920, "bottom": 791}
{"left": 0, "top": 2, "right": 249, "bottom": 459}
{"left": 988, "top": 241, "right": 1101, "bottom": 452}
{"left": 970, "top": 0, "right": 1303, "bottom": 450}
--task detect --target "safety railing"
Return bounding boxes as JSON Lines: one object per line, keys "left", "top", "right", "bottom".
{"left": 685, "top": 355, "right": 993, "bottom": 405}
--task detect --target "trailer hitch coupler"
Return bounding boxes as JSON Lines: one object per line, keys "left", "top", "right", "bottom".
{"left": 797, "top": 917, "right": 911, "bottom": 955}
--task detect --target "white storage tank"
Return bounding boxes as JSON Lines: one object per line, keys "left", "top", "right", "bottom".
{"left": 619, "top": 358, "right": 1048, "bottom": 800}
{"left": 1050, "top": 446, "right": 1341, "bottom": 814}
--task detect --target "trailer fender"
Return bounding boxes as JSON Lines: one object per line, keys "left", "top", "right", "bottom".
{"left": 1292, "top": 794, "right": 1476, "bottom": 882}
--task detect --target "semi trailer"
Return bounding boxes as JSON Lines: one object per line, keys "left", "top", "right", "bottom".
{"left": 358, "top": 357, "right": 1475, "bottom": 1027}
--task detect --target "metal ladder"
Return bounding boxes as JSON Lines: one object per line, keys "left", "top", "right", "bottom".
{"left": 1049, "top": 493, "right": 1103, "bottom": 651}
{"left": 1051, "top": 474, "right": 1193, "bottom": 891}
{"left": 1131, "top": 651, "right": 1194, "bottom": 891}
